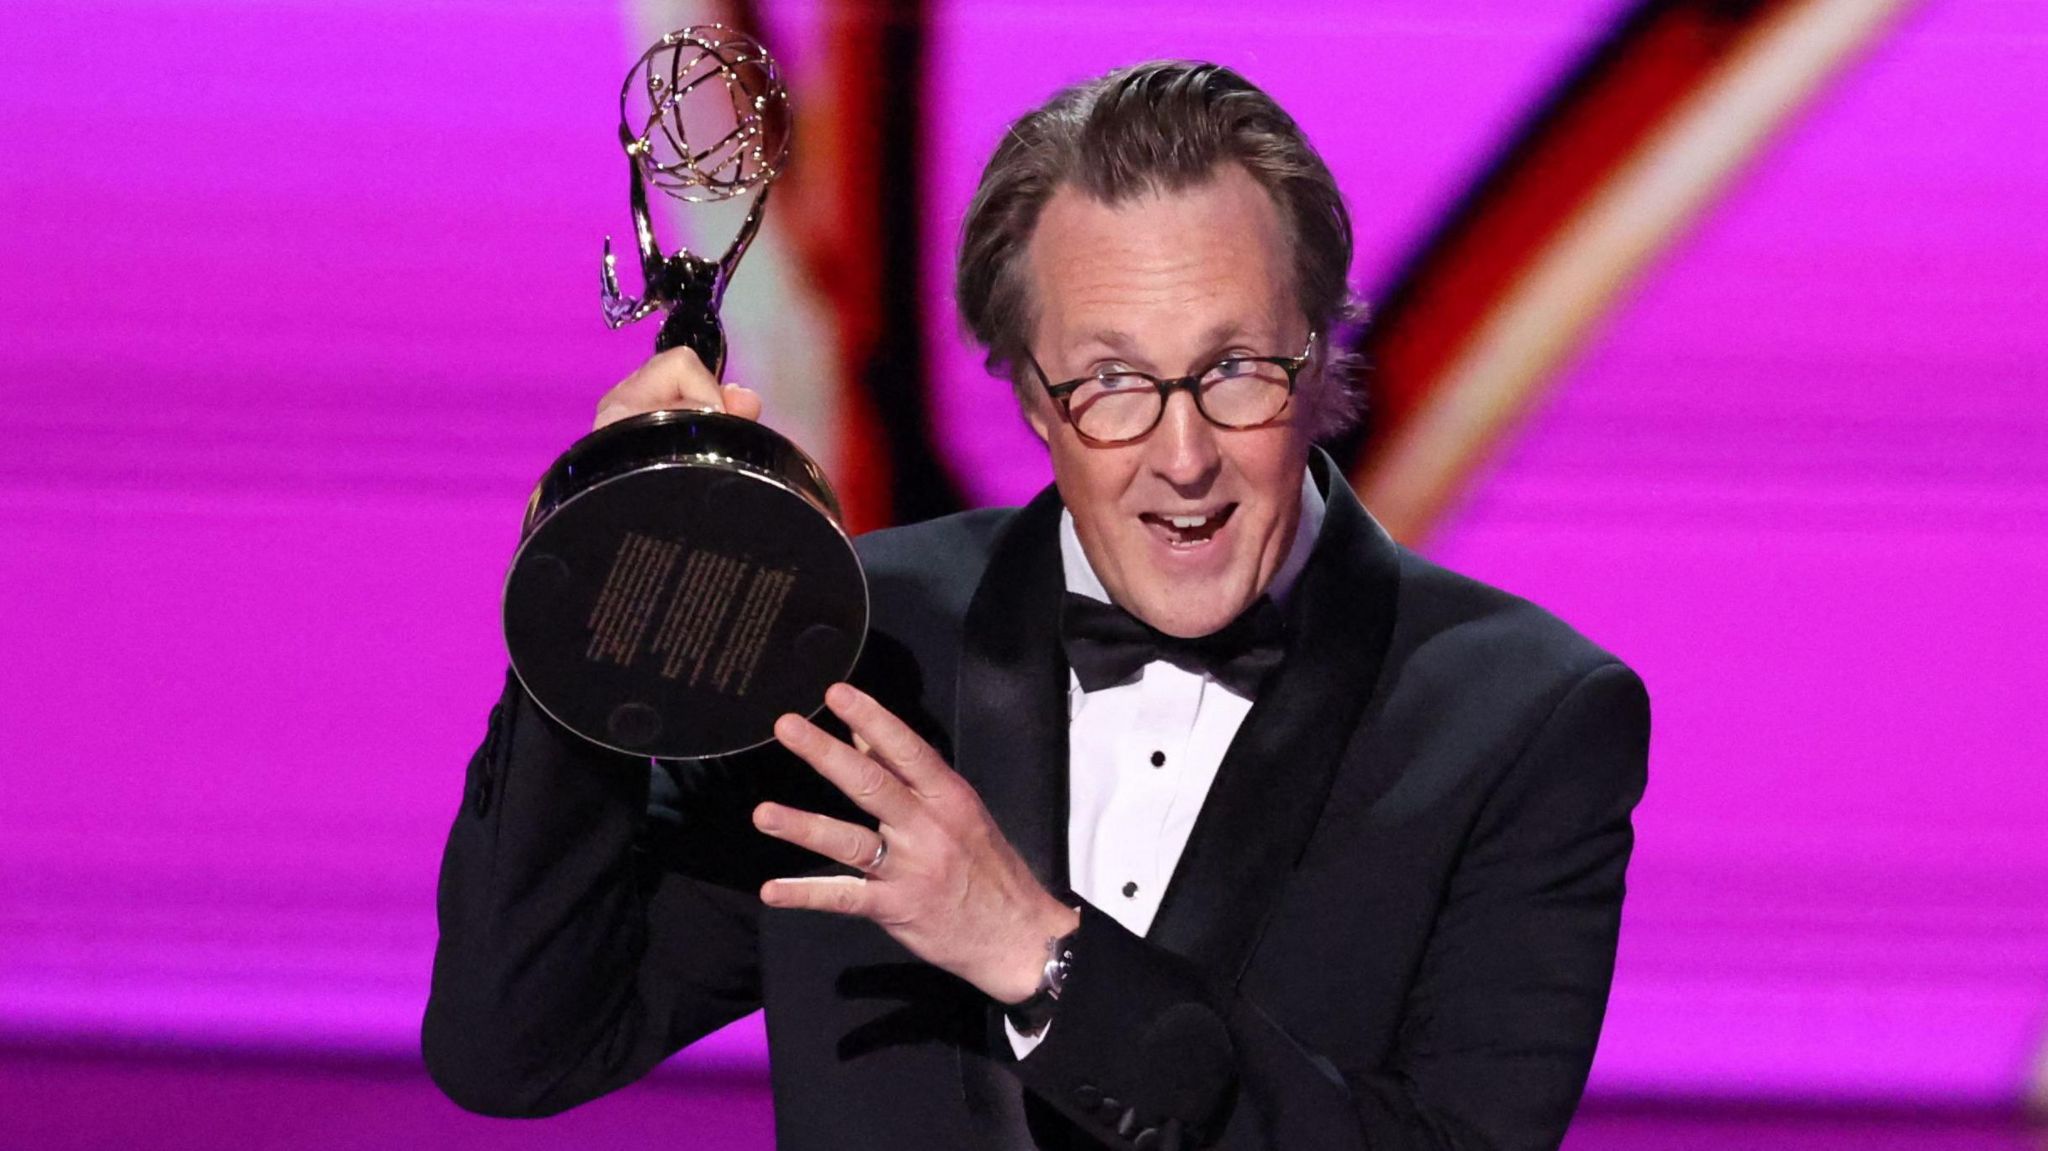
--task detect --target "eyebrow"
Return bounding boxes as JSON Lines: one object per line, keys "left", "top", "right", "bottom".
{"left": 1066, "top": 321, "right": 1271, "bottom": 371}
{"left": 1070, "top": 330, "right": 1143, "bottom": 363}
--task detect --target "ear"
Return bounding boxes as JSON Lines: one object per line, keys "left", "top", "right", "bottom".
{"left": 1295, "top": 366, "right": 1327, "bottom": 440}
{"left": 1019, "top": 382, "right": 1053, "bottom": 445}
{"left": 1300, "top": 343, "right": 1361, "bottom": 442}
{"left": 1024, "top": 403, "right": 1052, "bottom": 445}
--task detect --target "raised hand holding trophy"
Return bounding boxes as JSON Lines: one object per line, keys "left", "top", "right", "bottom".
{"left": 502, "top": 27, "right": 866, "bottom": 760}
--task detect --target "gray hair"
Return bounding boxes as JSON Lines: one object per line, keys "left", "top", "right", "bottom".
{"left": 956, "top": 60, "right": 1363, "bottom": 437}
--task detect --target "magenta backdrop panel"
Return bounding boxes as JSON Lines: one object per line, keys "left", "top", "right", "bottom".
{"left": 1425, "top": 0, "right": 2048, "bottom": 1104}
{"left": 4, "top": 0, "right": 2044, "bottom": 1112}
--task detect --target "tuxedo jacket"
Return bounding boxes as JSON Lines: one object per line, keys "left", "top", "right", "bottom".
{"left": 423, "top": 453, "right": 1650, "bottom": 1150}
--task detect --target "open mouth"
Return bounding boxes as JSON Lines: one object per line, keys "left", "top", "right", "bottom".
{"left": 1140, "top": 503, "right": 1237, "bottom": 548}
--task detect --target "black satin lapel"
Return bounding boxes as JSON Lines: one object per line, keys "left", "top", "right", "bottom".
{"left": 952, "top": 485, "right": 1070, "bottom": 1148}
{"left": 1147, "top": 454, "right": 1401, "bottom": 986}
{"left": 952, "top": 484, "right": 1072, "bottom": 893}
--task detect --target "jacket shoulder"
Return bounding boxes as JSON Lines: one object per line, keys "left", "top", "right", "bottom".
{"left": 852, "top": 505, "right": 1018, "bottom": 632}
{"left": 855, "top": 505, "right": 1016, "bottom": 568}
{"left": 1369, "top": 547, "right": 1649, "bottom": 825}
{"left": 1388, "top": 547, "right": 1635, "bottom": 695}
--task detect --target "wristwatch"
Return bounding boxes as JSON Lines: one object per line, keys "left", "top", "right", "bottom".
{"left": 1004, "top": 924, "right": 1078, "bottom": 1037}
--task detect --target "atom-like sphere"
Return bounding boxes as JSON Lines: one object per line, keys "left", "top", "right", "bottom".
{"left": 620, "top": 25, "right": 791, "bottom": 203}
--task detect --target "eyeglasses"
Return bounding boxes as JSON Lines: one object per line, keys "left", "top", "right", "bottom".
{"left": 1026, "top": 333, "right": 1316, "bottom": 446}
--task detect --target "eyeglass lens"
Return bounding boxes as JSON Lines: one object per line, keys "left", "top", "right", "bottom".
{"left": 1067, "top": 360, "right": 1293, "bottom": 443}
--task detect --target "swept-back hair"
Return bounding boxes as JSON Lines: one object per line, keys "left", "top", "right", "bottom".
{"left": 957, "top": 60, "right": 1363, "bottom": 435}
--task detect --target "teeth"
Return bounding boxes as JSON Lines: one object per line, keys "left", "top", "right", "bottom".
{"left": 1166, "top": 515, "right": 1209, "bottom": 529}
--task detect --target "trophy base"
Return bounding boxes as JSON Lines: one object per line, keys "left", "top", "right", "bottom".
{"left": 504, "top": 455, "right": 866, "bottom": 760}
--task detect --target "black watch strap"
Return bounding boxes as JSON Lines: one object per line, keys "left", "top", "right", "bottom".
{"left": 1004, "top": 926, "right": 1078, "bottom": 1037}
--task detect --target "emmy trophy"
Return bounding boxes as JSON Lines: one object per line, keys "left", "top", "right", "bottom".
{"left": 502, "top": 26, "right": 867, "bottom": 760}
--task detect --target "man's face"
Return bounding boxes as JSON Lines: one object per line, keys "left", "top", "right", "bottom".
{"left": 1021, "top": 164, "right": 1315, "bottom": 639}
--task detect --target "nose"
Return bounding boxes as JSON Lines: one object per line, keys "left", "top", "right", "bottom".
{"left": 1145, "top": 390, "right": 1223, "bottom": 492}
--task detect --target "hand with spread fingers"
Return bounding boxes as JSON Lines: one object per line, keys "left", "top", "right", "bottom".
{"left": 754, "top": 683, "right": 1081, "bottom": 1006}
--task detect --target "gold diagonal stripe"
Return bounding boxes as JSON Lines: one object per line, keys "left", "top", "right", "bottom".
{"left": 1360, "top": 0, "right": 1919, "bottom": 544}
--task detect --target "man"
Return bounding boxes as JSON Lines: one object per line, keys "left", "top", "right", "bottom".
{"left": 424, "top": 61, "right": 1648, "bottom": 1150}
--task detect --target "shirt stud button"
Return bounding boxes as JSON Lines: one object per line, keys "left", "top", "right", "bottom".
{"left": 1150, "top": 750, "right": 1165, "bottom": 767}
{"left": 1122, "top": 881, "right": 1139, "bottom": 898}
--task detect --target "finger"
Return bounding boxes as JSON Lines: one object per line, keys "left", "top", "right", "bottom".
{"left": 720, "top": 383, "right": 763, "bottom": 422}
{"left": 773, "top": 712, "right": 915, "bottom": 824}
{"left": 593, "top": 397, "right": 652, "bottom": 431}
{"left": 824, "top": 683, "right": 952, "bottom": 796}
{"left": 594, "top": 385, "right": 715, "bottom": 431}
{"left": 593, "top": 347, "right": 728, "bottom": 429}
{"left": 752, "top": 802, "right": 883, "bottom": 872}
{"left": 760, "top": 875, "right": 872, "bottom": 917}
{"left": 635, "top": 346, "right": 724, "bottom": 408}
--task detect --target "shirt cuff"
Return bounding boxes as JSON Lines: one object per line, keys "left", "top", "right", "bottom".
{"left": 1003, "top": 1014, "right": 1051, "bottom": 1059}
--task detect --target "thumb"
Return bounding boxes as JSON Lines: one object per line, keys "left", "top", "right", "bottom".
{"left": 721, "top": 383, "right": 764, "bottom": 423}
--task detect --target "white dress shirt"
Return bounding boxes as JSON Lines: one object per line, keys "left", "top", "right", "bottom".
{"left": 1008, "top": 469, "right": 1325, "bottom": 1056}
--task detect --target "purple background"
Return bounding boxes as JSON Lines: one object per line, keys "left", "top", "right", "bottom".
{"left": 3, "top": 0, "right": 2044, "bottom": 1132}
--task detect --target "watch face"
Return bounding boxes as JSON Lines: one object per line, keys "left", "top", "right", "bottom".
{"left": 1004, "top": 937, "right": 1074, "bottom": 1037}
{"left": 1048, "top": 944, "right": 1074, "bottom": 997}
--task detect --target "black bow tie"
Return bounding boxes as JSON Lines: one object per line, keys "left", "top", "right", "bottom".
{"left": 1058, "top": 592, "right": 1287, "bottom": 697}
